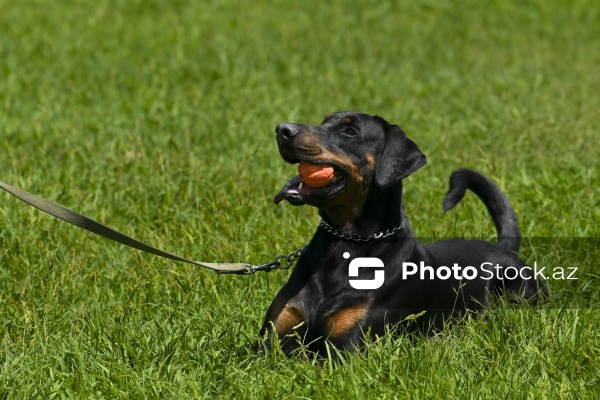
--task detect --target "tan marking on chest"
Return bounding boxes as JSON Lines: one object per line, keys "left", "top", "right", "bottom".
{"left": 326, "top": 304, "right": 368, "bottom": 338}
{"left": 275, "top": 304, "right": 305, "bottom": 334}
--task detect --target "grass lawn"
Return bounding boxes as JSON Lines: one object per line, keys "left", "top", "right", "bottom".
{"left": 1, "top": 0, "right": 599, "bottom": 398}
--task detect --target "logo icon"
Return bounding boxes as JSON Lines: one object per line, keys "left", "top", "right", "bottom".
{"left": 345, "top": 252, "right": 385, "bottom": 290}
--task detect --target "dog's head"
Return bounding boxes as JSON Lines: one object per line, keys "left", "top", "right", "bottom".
{"left": 274, "top": 112, "right": 426, "bottom": 215}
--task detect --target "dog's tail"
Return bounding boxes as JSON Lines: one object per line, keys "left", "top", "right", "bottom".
{"left": 443, "top": 168, "right": 520, "bottom": 252}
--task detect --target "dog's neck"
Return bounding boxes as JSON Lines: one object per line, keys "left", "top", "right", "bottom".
{"left": 318, "top": 182, "right": 412, "bottom": 238}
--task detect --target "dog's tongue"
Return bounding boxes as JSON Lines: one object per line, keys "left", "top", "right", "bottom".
{"left": 274, "top": 175, "right": 302, "bottom": 205}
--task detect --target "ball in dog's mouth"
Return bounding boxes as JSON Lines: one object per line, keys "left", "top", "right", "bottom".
{"left": 298, "top": 161, "right": 335, "bottom": 188}
{"left": 274, "top": 161, "right": 347, "bottom": 206}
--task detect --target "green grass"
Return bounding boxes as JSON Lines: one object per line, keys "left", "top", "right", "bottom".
{"left": 1, "top": 0, "right": 599, "bottom": 398}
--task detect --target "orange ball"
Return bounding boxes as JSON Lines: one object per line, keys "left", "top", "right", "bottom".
{"left": 298, "top": 161, "right": 335, "bottom": 188}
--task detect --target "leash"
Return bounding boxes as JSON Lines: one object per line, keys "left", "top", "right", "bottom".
{"left": 0, "top": 180, "right": 305, "bottom": 275}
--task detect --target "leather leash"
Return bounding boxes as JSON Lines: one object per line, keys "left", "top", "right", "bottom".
{"left": 0, "top": 180, "right": 304, "bottom": 275}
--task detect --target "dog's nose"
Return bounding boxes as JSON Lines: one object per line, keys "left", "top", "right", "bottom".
{"left": 276, "top": 123, "right": 299, "bottom": 139}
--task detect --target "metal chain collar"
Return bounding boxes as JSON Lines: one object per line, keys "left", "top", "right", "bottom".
{"left": 318, "top": 219, "right": 404, "bottom": 242}
{"left": 221, "top": 219, "right": 404, "bottom": 275}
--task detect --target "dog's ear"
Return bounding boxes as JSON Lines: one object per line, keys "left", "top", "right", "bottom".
{"left": 374, "top": 124, "right": 427, "bottom": 190}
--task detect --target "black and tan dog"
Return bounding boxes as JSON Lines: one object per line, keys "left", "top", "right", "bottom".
{"left": 259, "top": 111, "right": 546, "bottom": 355}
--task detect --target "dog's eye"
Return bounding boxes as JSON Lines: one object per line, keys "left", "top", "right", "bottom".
{"left": 340, "top": 127, "right": 357, "bottom": 137}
